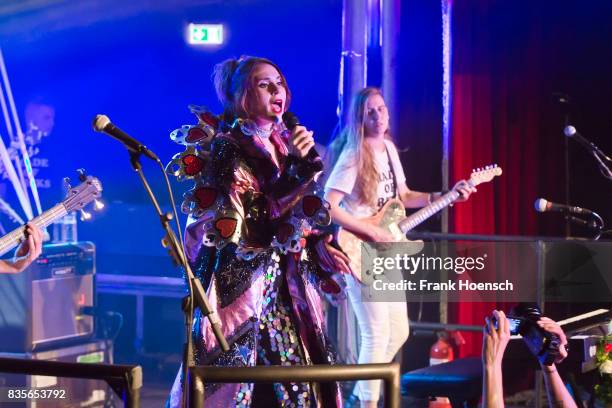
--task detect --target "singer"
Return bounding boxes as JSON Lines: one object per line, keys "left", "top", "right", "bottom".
{"left": 166, "top": 56, "right": 351, "bottom": 407}
{"left": 324, "top": 87, "right": 476, "bottom": 407}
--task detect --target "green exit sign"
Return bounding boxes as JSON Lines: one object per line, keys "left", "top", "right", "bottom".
{"left": 188, "top": 23, "right": 224, "bottom": 45}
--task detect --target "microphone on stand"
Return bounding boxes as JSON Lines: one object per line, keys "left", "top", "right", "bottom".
{"left": 282, "top": 112, "right": 323, "bottom": 171}
{"left": 564, "top": 125, "right": 591, "bottom": 147}
{"left": 563, "top": 125, "right": 612, "bottom": 162}
{"left": 92, "top": 114, "right": 158, "bottom": 161}
{"left": 534, "top": 198, "right": 593, "bottom": 215}
{"left": 535, "top": 198, "right": 605, "bottom": 236}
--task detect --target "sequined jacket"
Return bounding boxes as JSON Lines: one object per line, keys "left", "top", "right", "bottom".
{"left": 168, "top": 118, "right": 343, "bottom": 407}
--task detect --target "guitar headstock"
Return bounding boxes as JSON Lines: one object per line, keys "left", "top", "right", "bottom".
{"left": 469, "top": 164, "right": 503, "bottom": 186}
{"left": 62, "top": 175, "right": 103, "bottom": 217}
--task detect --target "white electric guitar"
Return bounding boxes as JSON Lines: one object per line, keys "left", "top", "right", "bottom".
{"left": 0, "top": 175, "right": 103, "bottom": 257}
{"left": 337, "top": 165, "right": 502, "bottom": 279}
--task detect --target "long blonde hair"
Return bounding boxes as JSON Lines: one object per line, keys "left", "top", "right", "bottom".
{"left": 327, "top": 87, "right": 392, "bottom": 205}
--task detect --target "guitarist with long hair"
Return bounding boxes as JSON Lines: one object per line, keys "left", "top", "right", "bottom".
{"left": 324, "top": 87, "right": 475, "bottom": 407}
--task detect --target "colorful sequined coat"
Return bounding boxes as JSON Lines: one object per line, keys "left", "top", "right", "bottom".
{"left": 167, "top": 110, "right": 343, "bottom": 407}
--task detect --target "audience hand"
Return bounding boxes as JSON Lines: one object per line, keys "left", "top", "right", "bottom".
{"left": 537, "top": 317, "right": 569, "bottom": 366}
{"left": 483, "top": 310, "right": 511, "bottom": 368}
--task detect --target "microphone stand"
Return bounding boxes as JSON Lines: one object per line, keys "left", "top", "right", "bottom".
{"left": 570, "top": 130, "right": 612, "bottom": 181}
{"left": 126, "top": 150, "right": 229, "bottom": 407}
{"left": 557, "top": 93, "right": 572, "bottom": 237}
{"left": 565, "top": 211, "right": 605, "bottom": 240}
{"left": 590, "top": 149, "right": 612, "bottom": 181}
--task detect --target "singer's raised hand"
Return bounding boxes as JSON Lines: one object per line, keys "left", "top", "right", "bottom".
{"left": 288, "top": 125, "right": 315, "bottom": 158}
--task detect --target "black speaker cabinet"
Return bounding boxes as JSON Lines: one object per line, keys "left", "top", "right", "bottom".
{"left": 0, "top": 339, "right": 112, "bottom": 407}
{"left": 0, "top": 242, "right": 96, "bottom": 352}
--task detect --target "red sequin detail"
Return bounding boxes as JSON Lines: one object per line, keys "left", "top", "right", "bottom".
{"left": 215, "top": 218, "right": 238, "bottom": 239}
{"left": 199, "top": 112, "right": 218, "bottom": 127}
{"left": 182, "top": 154, "right": 204, "bottom": 175}
{"left": 193, "top": 187, "right": 217, "bottom": 209}
{"left": 320, "top": 278, "right": 341, "bottom": 294}
{"left": 186, "top": 127, "right": 208, "bottom": 143}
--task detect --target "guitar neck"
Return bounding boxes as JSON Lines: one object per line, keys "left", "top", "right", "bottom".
{"left": 398, "top": 190, "right": 460, "bottom": 233}
{"left": 0, "top": 203, "right": 67, "bottom": 257}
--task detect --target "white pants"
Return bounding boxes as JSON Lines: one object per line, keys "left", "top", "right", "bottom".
{"left": 347, "top": 276, "right": 410, "bottom": 402}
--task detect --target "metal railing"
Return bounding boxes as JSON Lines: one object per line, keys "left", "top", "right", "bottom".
{"left": 189, "top": 363, "right": 400, "bottom": 408}
{"left": 0, "top": 357, "right": 142, "bottom": 407}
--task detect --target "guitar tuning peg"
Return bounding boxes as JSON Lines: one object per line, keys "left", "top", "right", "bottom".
{"left": 80, "top": 209, "right": 92, "bottom": 221}
{"left": 76, "top": 168, "right": 88, "bottom": 182}
{"left": 63, "top": 177, "right": 72, "bottom": 190}
{"left": 94, "top": 199, "right": 105, "bottom": 211}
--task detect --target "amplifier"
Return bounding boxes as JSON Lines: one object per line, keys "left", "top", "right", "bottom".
{"left": 0, "top": 339, "right": 112, "bottom": 408}
{"left": 0, "top": 242, "right": 96, "bottom": 352}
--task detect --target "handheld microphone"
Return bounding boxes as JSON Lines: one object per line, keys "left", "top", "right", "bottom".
{"left": 282, "top": 112, "right": 323, "bottom": 171}
{"left": 92, "top": 115, "right": 158, "bottom": 161}
{"left": 534, "top": 198, "right": 593, "bottom": 215}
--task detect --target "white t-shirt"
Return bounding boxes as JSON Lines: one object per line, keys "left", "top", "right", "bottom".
{"left": 325, "top": 139, "right": 406, "bottom": 217}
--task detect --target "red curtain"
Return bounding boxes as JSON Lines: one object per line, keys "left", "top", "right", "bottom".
{"left": 449, "top": 1, "right": 565, "bottom": 357}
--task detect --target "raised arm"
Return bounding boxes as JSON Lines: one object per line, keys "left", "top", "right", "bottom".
{"left": 536, "top": 317, "right": 577, "bottom": 408}
{"left": 482, "top": 310, "right": 510, "bottom": 408}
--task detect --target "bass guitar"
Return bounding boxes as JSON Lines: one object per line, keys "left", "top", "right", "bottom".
{"left": 0, "top": 175, "right": 102, "bottom": 257}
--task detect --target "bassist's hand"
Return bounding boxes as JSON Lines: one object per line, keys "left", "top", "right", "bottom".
{"left": 13, "top": 223, "right": 43, "bottom": 272}
{"left": 452, "top": 179, "right": 477, "bottom": 202}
